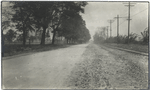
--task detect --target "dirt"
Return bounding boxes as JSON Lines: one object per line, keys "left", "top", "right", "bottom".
{"left": 67, "top": 43, "right": 148, "bottom": 89}
{"left": 2, "top": 44, "right": 88, "bottom": 89}
{"left": 2, "top": 42, "right": 148, "bottom": 89}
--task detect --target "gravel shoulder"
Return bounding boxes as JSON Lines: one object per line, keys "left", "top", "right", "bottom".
{"left": 67, "top": 43, "right": 148, "bottom": 89}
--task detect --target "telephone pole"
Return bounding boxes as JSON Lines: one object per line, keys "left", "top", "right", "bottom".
{"left": 115, "top": 15, "right": 119, "bottom": 43}
{"left": 106, "top": 26, "right": 109, "bottom": 39}
{"left": 124, "top": 2, "right": 135, "bottom": 44}
{"left": 114, "top": 15, "right": 127, "bottom": 42}
{"left": 114, "top": 15, "right": 120, "bottom": 38}
{"left": 107, "top": 20, "right": 114, "bottom": 37}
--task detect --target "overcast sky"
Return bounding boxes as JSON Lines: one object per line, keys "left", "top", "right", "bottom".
{"left": 2, "top": 1, "right": 148, "bottom": 38}
{"left": 80, "top": 2, "right": 148, "bottom": 38}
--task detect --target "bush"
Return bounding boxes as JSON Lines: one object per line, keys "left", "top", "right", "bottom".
{"left": 104, "top": 33, "right": 138, "bottom": 44}
{"left": 141, "top": 27, "right": 148, "bottom": 44}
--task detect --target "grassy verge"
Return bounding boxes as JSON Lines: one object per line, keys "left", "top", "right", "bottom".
{"left": 2, "top": 44, "right": 71, "bottom": 57}
{"left": 103, "top": 43, "right": 148, "bottom": 53}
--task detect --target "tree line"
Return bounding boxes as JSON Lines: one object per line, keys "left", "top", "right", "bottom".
{"left": 2, "top": 1, "right": 91, "bottom": 45}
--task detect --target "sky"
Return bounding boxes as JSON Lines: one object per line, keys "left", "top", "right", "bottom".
{"left": 80, "top": 2, "right": 148, "bottom": 39}
{"left": 2, "top": 1, "right": 148, "bottom": 38}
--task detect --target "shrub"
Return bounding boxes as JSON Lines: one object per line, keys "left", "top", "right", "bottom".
{"left": 141, "top": 27, "right": 148, "bottom": 44}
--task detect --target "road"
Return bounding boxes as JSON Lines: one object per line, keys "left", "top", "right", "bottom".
{"left": 2, "top": 42, "right": 148, "bottom": 89}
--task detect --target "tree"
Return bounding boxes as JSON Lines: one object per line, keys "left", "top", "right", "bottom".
{"left": 2, "top": 2, "right": 15, "bottom": 31}
{"left": 2, "top": 2, "right": 15, "bottom": 55}
{"left": 141, "top": 27, "right": 149, "bottom": 44}
{"left": 11, "top": 1, "right": 88, "bottom": 45}
{"left": 59, "top": 9, "right": 90, "bottom": 43}
{"left": 12, "top": 2, "right": 35, "bottom": 45}
{"left": 51, "top": 2, "right": 88, "bottom": 44}
{"left": 30, "top": 2, "right": 58, "bottom": 45}
{"left": 4, "top": 29, "right": 17, "bottom": 43}
{"left": 16, "top": 34, "right": 23, "bottom": 42}
{"left": 93, "top": 28, "right": 107, "bottom": 43}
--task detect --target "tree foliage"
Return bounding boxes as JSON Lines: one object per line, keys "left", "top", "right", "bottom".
{"left": 10, "top": 1, "right": 90, "bottom": 45}
{"left": 11, "top": 2, "right": 35, "bottom": 45}
{"left": 4, "top": 29, "right": 17, "bottom": 43}
{"left": 141, "top": 27, "right": 148, "bottom": 44}
{"left": 59, "top": 11, "right": 90, "bottom": 43}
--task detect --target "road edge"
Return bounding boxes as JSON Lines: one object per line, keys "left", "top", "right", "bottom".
{"left": 101, "top": 44, "right": 148, "bottom": 56}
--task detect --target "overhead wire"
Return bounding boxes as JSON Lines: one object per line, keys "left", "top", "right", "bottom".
{"left": 131, "top": 8, "right": 148, "bottom": 17}
{"left": 112, "top": 18, "right": 127, "bottom": 30}
{"left": 113, "top": 8, "right": 148, "bottom": 30}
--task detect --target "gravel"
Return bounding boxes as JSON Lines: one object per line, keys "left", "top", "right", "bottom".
{"left": 67, "top": 43, "right": 148, "bottom": 89}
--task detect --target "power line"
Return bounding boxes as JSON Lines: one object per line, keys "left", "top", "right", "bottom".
{"left": 113, "top": 8, "right": 148, "bottom": 31}
{"left": 112, "top": 19, "right": 127, "bottom": 33}
{"left": 119, "top": 11, "right": 128, "bottom": 17}
{"left": 124, "top": 2, "right": 135, "bottom": 44}
{"left": 131, "top": 8, "right": 148, "bottom": 17}
{"left": 114, "top": 15, "right": 128, "bottom": 37}
{"left": 119, "top": 19, "right": 127, "bottom": 26}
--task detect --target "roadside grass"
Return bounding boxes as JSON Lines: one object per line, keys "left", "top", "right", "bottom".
{"left": 102, "top": 43, "right": 148, "bottom": 53}
{"left": 2, "top": 44, "right": 71, "bottom": 57}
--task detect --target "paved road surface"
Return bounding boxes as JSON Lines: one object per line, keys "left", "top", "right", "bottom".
{"left": 2, "top": 44, "right": 88, "bottom": 89}
{"left": 2, "top": 42, "right": 148, "bottom": 89}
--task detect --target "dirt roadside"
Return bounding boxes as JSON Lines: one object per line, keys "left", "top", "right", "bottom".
{"left": 67, "top": 43, "right": 148, "bottom": 89}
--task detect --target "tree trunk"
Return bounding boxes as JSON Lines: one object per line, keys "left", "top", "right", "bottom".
{"left": 67, "top": 39, "right": 69, "bottom": 44}
{"left": 52, "top": 29, "right": 56, "bottom": 45}
{"left": 2, "top": 30, "right": 4, "bottom": 57}
{"left": 29, "top": 38, "right": 30, "bottom": 45}
{"left": 23, "top": 28, "right": 26, "bottom": 46}
{"left": 40, "top": 26, "right": 46, "bottom": 45}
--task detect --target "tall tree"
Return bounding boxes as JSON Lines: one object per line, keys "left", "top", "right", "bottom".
{"left": 2, "top": 2, "right": 15, "bottom": 31}
{"left": 31, "top": 2, "right": 59, "bottom": 45}
{"left": 59, "top": 9, "right": 90, "bottom": 43}
{"left": 12, "top": 2, "right": 35, "bottom": 45}
{"left": 4, "top": 29, "right": 17, "bottom": 43}
{"left": 51, "top": 2, "right": 87, "bottom": 44}
{"left": 11, "top": 1, "right": 88, "bottom": 45}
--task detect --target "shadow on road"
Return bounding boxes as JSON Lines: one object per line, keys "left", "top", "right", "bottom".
{"left": 2, "top": 44, "right": 78, "bottom": 60}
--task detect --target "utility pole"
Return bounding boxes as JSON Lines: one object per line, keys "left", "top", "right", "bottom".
{"left": 115, "top": 15, "right": 119, "bottom": 43}
{"left": 114, "top": 15, "right": 127, "bottom": 43}
{"left": 114, "top": 15, "right": 120, "bottom": 38}
{"left": 106, "top": 26, "right": 109, "bottom": 39}
{"left": 124, "top": 2, "right": 135, "bottom": 44}
{"left": 127, "top": 2, "right": 131, "bottom": 44}
{"left": 107, "top": 20, "right": 114, "bottom": 37}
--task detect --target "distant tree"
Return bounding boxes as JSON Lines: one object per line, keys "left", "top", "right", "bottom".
{"left": 59, "top": 9, "right": 90, "bottom": 43}
{"left": 51, "top": 2, "right": 88, "bottom": 44}
{"left": 5, "top": 29, "right": 17, "bottom": 43}
{"left": 93, "top": 29, "right": 106, "bottom": 43}
{"left": 16, "top": 34, "right": 23, "bottom": 42}
{"left": 46, "top": 29, "right": 50, "bottom": 37}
